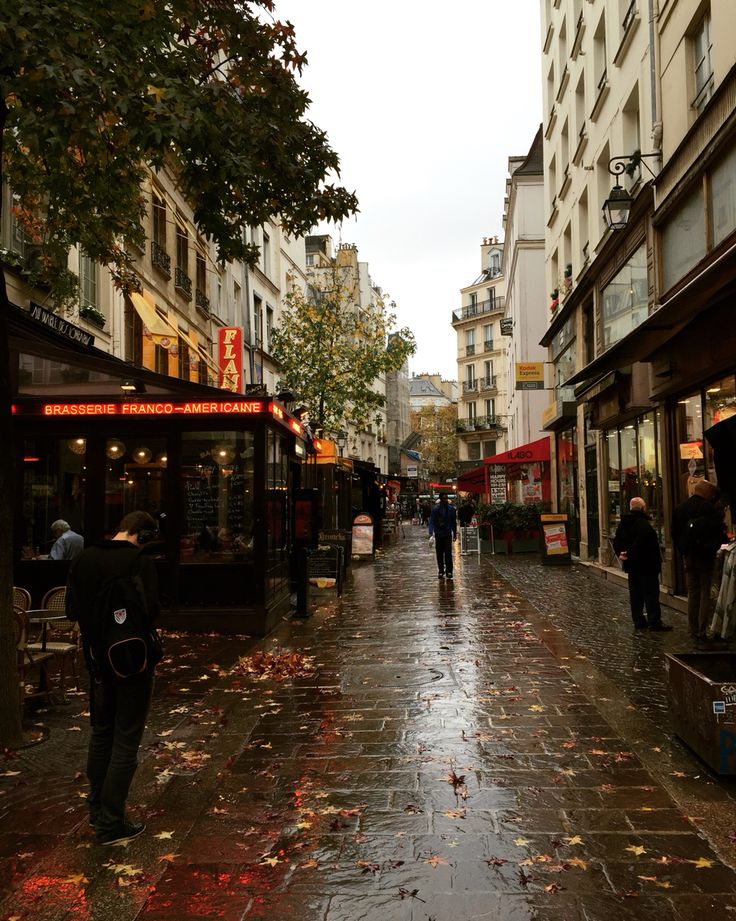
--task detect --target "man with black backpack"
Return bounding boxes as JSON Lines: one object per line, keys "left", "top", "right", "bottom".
{"left": 66, "top": 510, "right": 161, "bottom": 845}
{"left": 672, "top": 479, "right": 726, "bottom": 646}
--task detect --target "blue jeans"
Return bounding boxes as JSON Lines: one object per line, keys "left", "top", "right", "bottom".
{"left": 87, "top": 670, "right": 154, "bottom": 831}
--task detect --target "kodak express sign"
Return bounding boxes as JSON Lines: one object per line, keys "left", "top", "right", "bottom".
{"left": 219, "top": 327, "right": 243, "bottom": 392}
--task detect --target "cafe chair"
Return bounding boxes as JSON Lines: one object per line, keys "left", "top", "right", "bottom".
{"left": 13, "top": 587, "right": 31, "bottom": 613}
{"left": 15, "top": 606, "right": 54, "bottom": 713}
{"left": 27, "top": 586, "right": 80, "bottom": 695}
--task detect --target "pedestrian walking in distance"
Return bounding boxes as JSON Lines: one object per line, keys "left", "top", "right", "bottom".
{"left": 672, "top": 479, "right": 727, "bottom": 645}
{"left": 429, "top": 492, "right": 457, "bottom": 580}
{"left": 458, "top": 498, "right": 475, "bottom": 528}
{"left": 614, "top": 497, "right": 672, "bottom": 631}
{"left": 66, "top": 510, "right": 160, "bottom": 846}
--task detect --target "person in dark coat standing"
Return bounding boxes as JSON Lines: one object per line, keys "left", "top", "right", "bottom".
{"left": 66, "top": 510, "right": 160, "bottom": 846}
{"left": 458, "top": 498, "right": 475, "bottom": 528}
{"left": 614, "top": 497, "right": 672, "bottom": 631}
{"left": 672, "top": 479, "right": 726, "bottom": 644}
{"left": 428, "top": 493, "right": 457, "bottom": 579}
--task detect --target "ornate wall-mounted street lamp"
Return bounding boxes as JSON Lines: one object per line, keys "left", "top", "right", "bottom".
{"left": 336, "top": 429, "right": 347, "bottom": 457}
{"left": 602, "top": 150, "right": 660, "bottom": 231}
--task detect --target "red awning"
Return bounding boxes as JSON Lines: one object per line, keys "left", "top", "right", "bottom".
{"left": 484, "top": 436, "right": 551, "bottom": 466}
{"left": 457, "top": 465, "right": 487, "bottom": 493}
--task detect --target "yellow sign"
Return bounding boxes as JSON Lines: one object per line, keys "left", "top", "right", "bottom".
{"left": 515, "top": 362, "right": 545, "bottom": 391}
{"left": 541, "top": 403, "right": 558, "bottom": 427}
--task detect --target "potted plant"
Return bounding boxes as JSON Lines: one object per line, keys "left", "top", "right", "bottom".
{"left": 79, "top": 303, "right": 106, "bottom": 329}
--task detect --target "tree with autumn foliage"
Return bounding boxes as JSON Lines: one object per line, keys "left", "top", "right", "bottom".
{"left": 0, "top": 0, "right": 358, "bottom": 746}
{"left": 410, "top": 405, "right": 458, "bottom": 483}
{"left": 271, "top": 262, "right": 416, "bottom": 435}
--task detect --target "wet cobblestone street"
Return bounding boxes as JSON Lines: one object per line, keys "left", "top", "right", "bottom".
{"left": 2, "top": 525, "right": 736, "bottom": 920}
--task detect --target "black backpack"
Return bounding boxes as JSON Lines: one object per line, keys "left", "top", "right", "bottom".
{"left": 679, "top": 513, "right": 722, "bottom": 560}
{"left": 90, "top": 558, "right": 163, "bottom": 680}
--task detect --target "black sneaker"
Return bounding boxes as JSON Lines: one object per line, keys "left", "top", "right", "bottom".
{"left": 648, "top": 622, "right": 673, "bottom": 632}
{"left": 438, "top": 572, "right": 445, "bottom": 579}
{"left": 446, "top": 573, "right": 454, "bottom": 580}
{"left": 96, "top": 820, "right": 146, "bottom": 846}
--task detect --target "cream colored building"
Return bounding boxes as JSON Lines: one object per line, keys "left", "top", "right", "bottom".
{"left": 501, "top": 127, "right": 548, "bottom": 450}
{"left": 452, "top": 238, "right": 508, "bottom": 471}
{"left": 540, "top": 0, "right": 736, "bottom": 592}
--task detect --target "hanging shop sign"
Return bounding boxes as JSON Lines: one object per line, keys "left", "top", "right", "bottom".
{"left": 218, "top": 326, "right": 243, "bottom": 392}
{"left": 500, "top": 318, "right": 514, "bottom": 336}
{"left": 515, "top": 362, "right": 545, "bottom": 390}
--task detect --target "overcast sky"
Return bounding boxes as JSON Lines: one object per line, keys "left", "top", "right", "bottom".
{"left": 274, "top": 1, "right": 543, "bottom": 380}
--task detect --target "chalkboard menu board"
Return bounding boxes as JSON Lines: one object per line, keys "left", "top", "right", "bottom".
{"left": 184, "top": 476, "right": 216, "bottom": 533}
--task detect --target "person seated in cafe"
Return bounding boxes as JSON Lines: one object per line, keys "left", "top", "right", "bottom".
{"left": 49, "top": 519, "right": 84, "bottom": 561}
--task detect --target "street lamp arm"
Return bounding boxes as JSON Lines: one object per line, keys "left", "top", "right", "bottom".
{"left": 607, "top": 149, "right": 660, "bottom": 180}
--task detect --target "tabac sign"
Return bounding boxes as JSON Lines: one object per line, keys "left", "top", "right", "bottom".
{"left": 515, "top": 361, "right": 545, "bottom": 391}
{"left": 218, "top": 327, "right": 243, "bottom": 392}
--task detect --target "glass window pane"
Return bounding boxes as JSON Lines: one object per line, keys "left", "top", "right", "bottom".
{"left": 104, "top": 436, "right": 168, "bottom": 538}
{"left": 180, "top": 432, "right": 254, "bottom": 562}
{"left": 21, "top": 436, "right": 86, "bottom": 558}
{"left": 601, "top": 243, "right": 648, "bottom": 348}
{"left": 703, "top": 376, "right": 736, "bottom": 481}
{"left": 637, "top": 413, "right": 662, "bottom": 538}
{"left": 710, "top": 147, "right": 736, "bottom": 247}
{"left": 620, "top": 422, "right": 638, "bottom": 511}
{"left": 674, "top": 392, "right": 705, "bottom": 503}
{"left": 661, "top": 187, "right": 706, "bottom": 292}
{"left": 606, "top": 428, "right": 621, "bottom": 532}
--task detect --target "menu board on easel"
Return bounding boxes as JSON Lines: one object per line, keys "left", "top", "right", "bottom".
{"left": 540, "top": 513, "right": 572, "bottom": 565}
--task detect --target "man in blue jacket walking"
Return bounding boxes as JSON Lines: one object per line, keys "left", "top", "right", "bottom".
{"left": 428, "top": 493, "right": 457, "bottom": 579}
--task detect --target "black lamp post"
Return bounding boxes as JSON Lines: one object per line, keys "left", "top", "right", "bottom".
{"left": 602, "top": 150, "right": 659, "bottom": 231}
{"left": 336, "top": 429, "right": 347, "bottom": 457}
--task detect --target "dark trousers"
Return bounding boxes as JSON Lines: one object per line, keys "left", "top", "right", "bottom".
{"left": 685, "top": 556, "right": 715, "bottom": 639}
{"left": 627, "top": 570, "right": 662, "bottom": 626}
{"left": 87, "top": 669, "right": 154, "bottom": 832}
{"left": 435, "top": 534, "right": 453, "bottom": 575}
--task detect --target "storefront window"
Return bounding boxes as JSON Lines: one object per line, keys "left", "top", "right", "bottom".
{"left": 266, "top": 430, "right": 289, "bottom": 596}
{"left": 661, "top": 186, "right": 706, "bottom": 292}
{"left": 104, "top": 436, "right": 167, "bottom": 537}
{"left": 605, "top": 428, "right": 621, "bottom": 533}
{"left": 711, "top": 146, "right": 736, "bottom": 248}
{"left": 21, "top": 436, "right": 86, "bottom": 558}
{"left": 637, "top": 413, "right": 661, "bottom": 532}
{"left": 180, "top": 431, "right": 254, "bottom": 562}
{"left": 619, "top": 423, "right": 638, "bottom": 512}
{"left": 601, "top": 242, "right": 648, "bottom": 348}
{"left": 675, "top": 392, "right": 705, "bottom": 498}
{"left": 556, "top": 428, "right": 577, "bottom": 522}
{"left": 604, "top": 414, "right": 664, "bottom": 539}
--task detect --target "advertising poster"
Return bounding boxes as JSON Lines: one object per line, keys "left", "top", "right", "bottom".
{"left": 352, "top": 513, "right": 374, "bottom": 557}
{"left": 540, "top": 513, "right": 572, "bottom": 565}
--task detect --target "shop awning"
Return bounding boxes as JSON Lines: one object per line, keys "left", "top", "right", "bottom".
{"left": 457, "top": 465, "right": 487, "bottom": 493}
{"left": 177, "top": 325, "right": 200, "bottom": 355}
{"left": 130, "top": 291, "right": 179, "bottom": 347}
{"left": 483, "top": 436, "right": 551, "bottom": 465}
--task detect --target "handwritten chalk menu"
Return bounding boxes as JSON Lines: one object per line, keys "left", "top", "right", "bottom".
{"left": 184, "top": 472, "right": 242, "bottom": 523}
{"left": 227, "top": 473, "right": 246, "bottom": 531}
{"left": 184, "top": 476, "right": 216, "bottom": 532}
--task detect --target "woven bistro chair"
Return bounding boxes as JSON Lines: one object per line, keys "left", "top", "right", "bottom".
{"left": 13, "top": 587, "right": 31, "bottom": 613}
{"left": 26, "top": 586, "right": 80, "bottom": 695}
{"left": 15, "top": 605, "right": 55, "bottom": 712}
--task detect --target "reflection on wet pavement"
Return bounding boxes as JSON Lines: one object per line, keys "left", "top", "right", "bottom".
{"left": 1, "top": 526, "right": 736, "bottom": 920}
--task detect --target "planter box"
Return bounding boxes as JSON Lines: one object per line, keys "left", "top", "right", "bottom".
{"left": 511, "top": 538, "right": 539, "bottom": 553}
{"left": 666, "top": 652, "right": 736, "bottom": 774}
{"left": 480, "top": 539, "right": 508, "bottom": 554}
